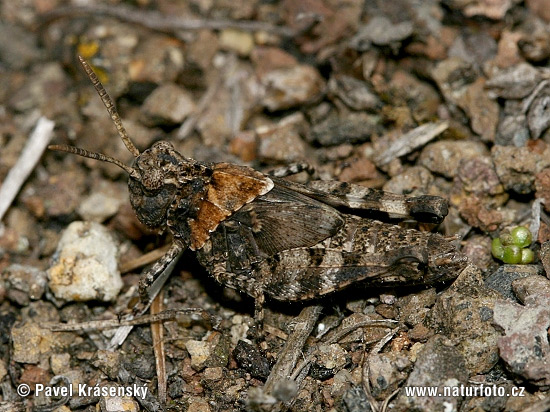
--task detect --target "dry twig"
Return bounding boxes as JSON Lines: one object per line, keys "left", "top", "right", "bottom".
{"left": 361, "top": 328, "right": 399, "bottom": 412}
{"left": 119, "top": 244, "right": 172, "bottom": 274}
{"left": 151, "top": 292, "right": 167, "bottom": 404}
{"left": 373, "top": 121, "right": 448, "bottom": 166}
{"left": 40, "top": 4, "right": 296, "bottom": 37}
{"left": 46, "top": 308, "right": 211, "bottom": 331}
{"left": 264, "top": 305, "right": 323, "bottom": 394}
{"left": 177, "top": 74, "right": 224, "bottom": 140}
{"left": 0, "top": 117, "right": 54, "bottom": 222}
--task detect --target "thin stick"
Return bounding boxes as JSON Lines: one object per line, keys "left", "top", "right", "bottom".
{"left": 177, "top": 74, "right": 223, "bottom": 140}
{"left": 373, "top": 121, "right": 448, "bottom": 166}
{"left": 119, "top": 244, "right": 173, "bottom": 273}
{"left": 151, "top": 292, "right": 167, "bottom": 404}
{"left": 45, "top": 308, "right": 210, "bottom": 331}
{"left": 0, "top": 117, "right": 54, "bottom": 222}
{"left": 289, "top": 318, "right": 397, "bottom": 381}
{"left": 40, "top": 4, "right": 296, "bottom": 37}
{"left": 264, "top": 305, "right": 323, "bottom": 394}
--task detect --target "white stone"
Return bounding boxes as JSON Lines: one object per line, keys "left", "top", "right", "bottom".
{"left": 48, "top": 221, "right": 122, "bottom": 302}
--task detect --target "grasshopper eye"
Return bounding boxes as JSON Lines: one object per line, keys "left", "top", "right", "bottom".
{"left": 142, "top": 168, "right": 164, "bottom": 191}
{"left": 134, "top": 156, "right": 164, "bottom": 191}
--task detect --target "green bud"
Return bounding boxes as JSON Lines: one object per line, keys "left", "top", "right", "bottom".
{"left": 521, "top": 248, "right": 534, "bottom": 264}
{"left": 511, "top": 226, "right": 532, "bottom": 248}
{"left": 500, "top": 233, "right": 514, "bottom": 246}
{"left": 502, "top": 245, "right": 521, "bottom": 264}
{"left": 491, "top": 238, "right": 504, "bottom": 260}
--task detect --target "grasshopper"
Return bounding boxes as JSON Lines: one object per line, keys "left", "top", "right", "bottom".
{"left": 49, "top": 57, "right": 468, "bottom": 316}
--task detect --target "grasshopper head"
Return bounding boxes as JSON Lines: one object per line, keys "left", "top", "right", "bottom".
{"left": 128, "top": 141, "right": 209, "bottom": 229}
{"left": 48, "top": 57, "right": 188, "bottom": 230}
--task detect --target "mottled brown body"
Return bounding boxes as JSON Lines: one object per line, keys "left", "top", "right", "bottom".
{"left": 200, "top": 214, "right": 466, "bottom": 302}
{"left": 49, "top": 57, "right": 469, "bottom": 315}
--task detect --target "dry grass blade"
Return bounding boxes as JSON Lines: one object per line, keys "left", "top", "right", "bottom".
{"left": 289, "top": 318, "right": 397, "bottom": 381}
{"left": 46, "top": 308, "right": 210, "bottom": 331}
{"left": 373, "top": 121, "right": 448, "bottom": 166}
{"left": 177, "top": 74, "right": 223, "bottom": 140}
{"left": 119, "top": 244, "right": 173, "bottom": 274}
{"left": 40, "top": 4, "right": 296, "bottom": 37}
{"left": 151, "top": 291, "right": 167, "bottom": 404}
{"left": 263, "top": 305, "right": 323, "bottom": 395}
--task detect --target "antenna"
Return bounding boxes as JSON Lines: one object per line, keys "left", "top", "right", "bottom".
{"left": 48, "top": 144, "right": 140, "bottom": 178}
{"left": 77, "top": 55, "right": 140, "bottom": 157}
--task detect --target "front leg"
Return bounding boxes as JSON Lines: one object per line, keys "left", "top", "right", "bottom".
{"left": 134, "top": 242, "right": 184, "bottom": 315}
{"left": 108, "top": 243, "right": 184, "bottom": 348}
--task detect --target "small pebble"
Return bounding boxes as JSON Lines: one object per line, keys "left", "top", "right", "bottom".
{"left": 3, "top": 264, "right": 47, "bottom": 306}
{"left": 261, "top": 64, "right": 325, "bottom": 111}
{"left": 141, "top": 83, "right": 196, "bottom": 125}
{"left": 219, "top": 29, "right": 254, "bottom": 56}
{"left": 78, "top": 188, "right": 124, "bottom": 223}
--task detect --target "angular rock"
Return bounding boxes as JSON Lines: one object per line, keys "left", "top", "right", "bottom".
{"left": 432, "top": 57, "right": 477, "bottom": 109}
{"left": 350, "top": 16, "right": 413, "bottom": 50}
{"left": 383, "top": 166, "right": 434, "bottom": 197}
{"left": 485, "top": 265, "right": 543, "bottom": 301}
{"left": 219, "top": 29, "right": 254, "bottom": 57}
{"left": 528, "top": 85, "right": 550, "bottom": 139}
{"left": 0, "top": 22, "right": 43, "bottom": 70}
{"left": 368, "top": 352, "right": 411, "bottom": 400}
{"left": 233, "top": 340, "right": 271, "bottom": 380}
{"left": 98, "top": 385, "right": 140, "bottom": 412}
{"left": 185, "top": 332, "right": 229, "bottom": 371}
{"left": 496, "top": 110, "right": 530, "bottom": 147}
{"left": 399, "top": 288, "right": 437, "bottom": 327}
{"left": 78, "top": 182, "right": 126, "bottom": 223}
{"left": 458, "top": 78, "right": 499, "bottom": 141}
{"left": 256, "top": 113, "right": 308, "bottom": 162}
{"left": 310, "top": 344, "right": 348, "bottom": 380}
{"left": 327, "top": 75, "right": 381, "bottom": 111}
{"left": 512, "top": 274, "right": 550, "bottom": 306}
{"left": 419, "top": 140, "right": 488, "bottom": 178}
{"left": 492, "top": 143, "right": 550, "bottom": 194}
{"left": 11, "top": 320, "right": 74, "bottom": 364}
{"left": 393, "top": 335, "right": 468, "bottom": 412}
{"left": 309, "top": 112, "right": 377, "bottom": 147}
{"left": 129, "top": 36, "right": 184, "bottom": 84}
{"left": 427, "top": 264, "right": 501, "bottom": 375}
{"left": 493, "top": 297, "right": 550, "bottom": 386}
{"left": 486, "top": 63, "right": 542, "bottom": 99}
{"left": 47, "top": 221, "right": 122, "bottom": 302}
{"left": 461, "top": 235, "right": 493, "bottom": 272}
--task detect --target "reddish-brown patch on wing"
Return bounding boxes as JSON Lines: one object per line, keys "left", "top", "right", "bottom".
{"left": 189, "top": 199, "right": 230, "bottom": 250}
{"left": 188, "top": 163, "right": 273, "bottom": 250}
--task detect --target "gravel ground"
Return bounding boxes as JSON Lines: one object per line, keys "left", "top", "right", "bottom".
{"left": 2, "top": 1, "right": 550, "bottom": 411}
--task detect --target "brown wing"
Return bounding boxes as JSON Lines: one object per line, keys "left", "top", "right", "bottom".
{"left": 229, "top": 184, "right": 345, "bottom": 255}
{"left": 189, "top": 163, "right": 274, "bottom": 250}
